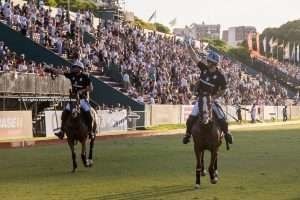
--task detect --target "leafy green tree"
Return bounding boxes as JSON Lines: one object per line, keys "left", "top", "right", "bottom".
{"left": 154, "top": 23, "right": 170, "bottom": 34}
{"left": 47, "top": 0, "right": 57, "bottom": 7}
{"left": 133, "top": 17, "right": 170, "bottom": 34}
{"left": 45, "top": 0, "right": 96, "bottom": 11}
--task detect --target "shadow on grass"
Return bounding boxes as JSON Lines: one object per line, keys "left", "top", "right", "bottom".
{"left": 286, "top": 198, "right": 300, "bottom": 200}
{"left": 84, "top": 185, "right": 195, "bottom": 200}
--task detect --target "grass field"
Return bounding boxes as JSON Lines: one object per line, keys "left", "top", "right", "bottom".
{"left": 1, "top": 124, "right": 300, "bottom": 200}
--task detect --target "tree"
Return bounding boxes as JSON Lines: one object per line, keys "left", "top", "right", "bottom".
{"left": 154, "top": 23, "right": 170, "bottom": 34}
{"left": 262, "top": 20, "right": 300, "bottom": 43}
{"left": 133, "top": 17, "right": 170, "bottom": 34}
{"left": 45, "top": 0, "right": 97, "bottom": 11}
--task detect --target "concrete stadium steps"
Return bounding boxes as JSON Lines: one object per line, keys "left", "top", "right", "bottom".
{"left": 91, "top": 74, "right": 127, "bottom": 93}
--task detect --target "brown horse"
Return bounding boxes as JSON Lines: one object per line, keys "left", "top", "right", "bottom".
{"left": 192, "top": 95, "right": 223, "bottom": 189}
{"left": 64, "top": 95, "right": 97, "bottom": 173}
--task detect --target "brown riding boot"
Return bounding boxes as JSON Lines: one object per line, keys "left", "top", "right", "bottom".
{"left": 182, "top": 115, "right": 198, "bottom": 144}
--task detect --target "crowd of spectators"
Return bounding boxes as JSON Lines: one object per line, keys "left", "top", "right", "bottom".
{"left": 0, "top": 0, "right": 291, "bottom": 106}
{"left": 219, "top": 57, "right": 288, "bottom": 106}
{"left": 0, "top": 41, "right": 47, "bottom": 75}
{"left": 250, "top": 55, "right": 300, "bottom": 104}
{"left": 95, "top": 20, "right": 199, "bottom": 104}
{"left": 0, "top": 0, "right": 96, "bottom": 62}
{"left": 256, "top": 56, "right": 300, "bottom": 81}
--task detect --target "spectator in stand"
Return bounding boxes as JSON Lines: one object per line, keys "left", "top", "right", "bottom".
{"left": 283, "top": 105, "right": 288, "bottom": 122}
{"left": 236, "top": 105, "right": 242, "bottom": 124}
{"left": 0, "top": 42, "right": 64, "bottom": 76}
{"left": 123, "top": 70, "right": 130, "bottom": 91}
{"left": 250, "top": 104, "right": 256, "bottom": 123}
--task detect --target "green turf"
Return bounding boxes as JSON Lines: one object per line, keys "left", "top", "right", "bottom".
{"left": 1, "top": 124, "right": 300, "bottom": 200}
{"left": 145, "top": 124, "right": 186, "bottom": 131}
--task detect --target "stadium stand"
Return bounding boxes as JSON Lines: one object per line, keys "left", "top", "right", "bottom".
{"left": 0, "top": 0, "right": 292, "bottom": 106}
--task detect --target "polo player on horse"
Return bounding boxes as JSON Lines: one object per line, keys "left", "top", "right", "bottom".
{"left": 182, "top": 51, "right": 233, "bottom": 146}
{"left": 45, "top": 61, "right": 94, "bottom": 140}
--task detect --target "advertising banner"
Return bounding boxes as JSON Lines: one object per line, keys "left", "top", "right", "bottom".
{"left": 44, "top": 111, "right": 62, "bottom": 137}
{"left": 0, "top": 111, "right": 33, "bottom": 140}
{"left": 96, "top": 110, "right": 127, "bottom": 134}
{"left": 45, "top": 110, "right": 128, "bottom": 137}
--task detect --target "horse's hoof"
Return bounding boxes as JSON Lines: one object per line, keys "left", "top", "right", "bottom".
{"left": 72, "top": 169, "right": 76, "bottom": 173}
{"left": 215, "top": 170, "right": 219, "bottom": 177}
{"left": 210, "top": 177, "right": 218, "bottom": 184}
{"left": 83, "top": 160, "right": 90, "bottom": 168}
{"left": 201, "top": 170, "right": 207, "bottom": 176}
{"left": 194, "top": 184, "right": 200, "bottom": 189}
{"left": 88, "top": 159, "right": 93, "bottom": 167}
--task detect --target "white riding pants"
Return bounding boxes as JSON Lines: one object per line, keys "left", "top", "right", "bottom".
{"left": 191, "top": 101, "right": 226, "bottom": 119}
{"left": 65, "top": 99, "right": 91, "bottom": 112}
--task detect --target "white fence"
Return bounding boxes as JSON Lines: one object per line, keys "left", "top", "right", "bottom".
{"left": 144, "top": 105, "right": 300, "bottom": 126}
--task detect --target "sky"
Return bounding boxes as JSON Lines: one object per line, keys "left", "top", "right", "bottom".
{"left": 124, "top": 0, "right": 300, "bottom": 33}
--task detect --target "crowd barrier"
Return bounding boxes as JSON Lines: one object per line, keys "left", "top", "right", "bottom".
{"left": 40, "top": 105, "right": 300, "bottom": 137}
{"left": 1, "top": 105, "right": 299, "bottom": 140}
{"left": 0, "top": 111, "right": 32, "bottom": 140}
{"left": 145, "top": 104, "right": 300, "bottom": 126}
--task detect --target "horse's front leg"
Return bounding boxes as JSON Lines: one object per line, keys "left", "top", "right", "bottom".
{"left": 209, "top": 150, "right": 218, "bottom": 184}
{"left": 194, "top": 143, "right": 203, "bottom": 189}
{"left": 68, "top": 139, "right": 77, "bottom": 173}
{"left": 88, "top": 136, "right": 95, "bottom": 167}
{"left": 81, "top": 138, "right": 89, "bottom": 167}
{"left": 214, "top": 155, "right": 219, "bottom": 178}
{"left": 201, "top": 153, "right": 207, "bottom": 176}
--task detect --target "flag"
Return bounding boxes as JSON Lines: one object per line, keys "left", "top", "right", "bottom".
{"left": 248, "top": 33, "right": 253, "bottom": 50}
{"left": 269, "top": 37, "right": 273, "bottom": 48}
{"left": 278, "top": 42, "right": 284, "bottom": 48}
{"left": 284, "top": 42, "right": 290, "bottom": 60}
{"left": 272, "top": 39, "right": 278, "bottom": 47}
{"left": 291, "top": 42, "right": 296, "bottom": 60}
{"left": 263, "top": 37, "right": 267, "bottom": 53}
{"left": 268, "top": 37, "right": 274, "bottom": 55}
{"left": 256, "top": 33, "right": 260, "bottom": 54}
{"left": 169, "top": 18, "right": 177, "bottom": 27}
{"left": 297, "top": 45, "right": 300, "bottom": 62}
{"left": 148, "top": 10, "right": 157, "bottom": 22}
